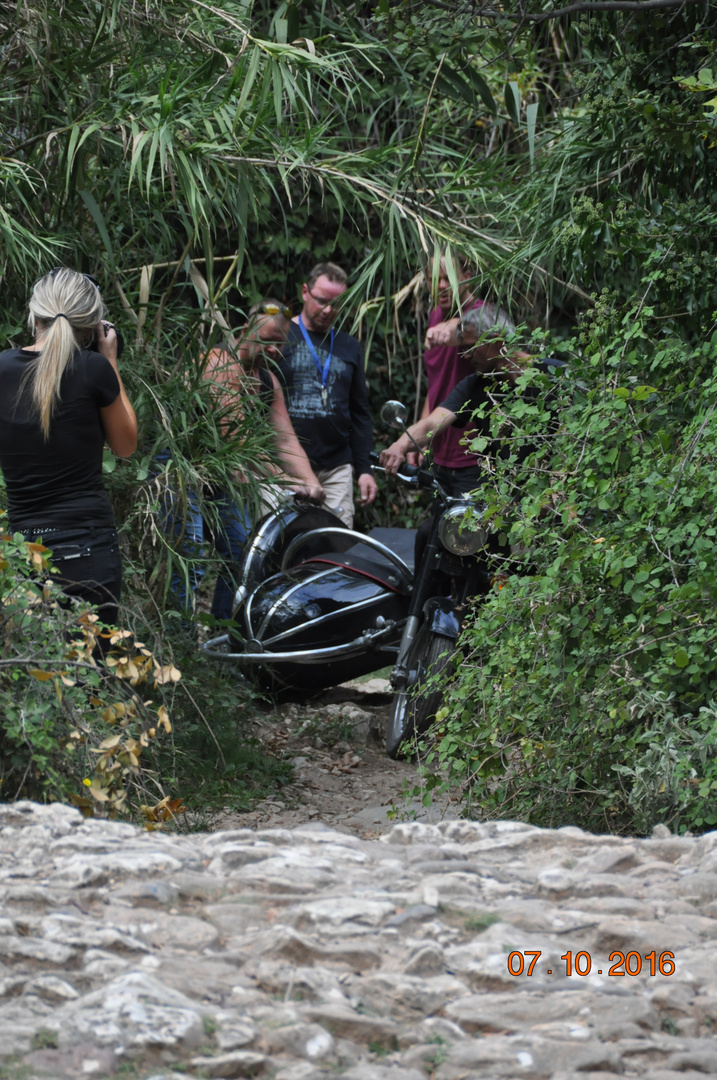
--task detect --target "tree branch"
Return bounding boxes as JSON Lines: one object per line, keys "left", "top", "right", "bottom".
{"left": 424, "top": 0, "right": 705, "bottom": 21}
{"left": 526, "top": 0, "right": 706, "bottom": 21}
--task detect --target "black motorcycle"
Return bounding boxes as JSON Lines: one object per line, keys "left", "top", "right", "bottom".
{"left": 202, "top": 401, "right": 494, "bottom": 757}
{"left": 378, "top": 401, "right": 494, "bottom": 756}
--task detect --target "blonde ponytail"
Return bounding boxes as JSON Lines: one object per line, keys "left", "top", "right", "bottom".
{"left": 24, "top": 268, "right": 105, "bottom": 440}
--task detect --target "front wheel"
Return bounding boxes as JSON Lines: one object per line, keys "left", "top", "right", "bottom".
{"left": 385, "top": 626, "right": 455, "bottom": 759}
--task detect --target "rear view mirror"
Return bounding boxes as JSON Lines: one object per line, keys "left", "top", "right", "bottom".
{"left": 381, "top": 400, "right": 408, "bottom": 429}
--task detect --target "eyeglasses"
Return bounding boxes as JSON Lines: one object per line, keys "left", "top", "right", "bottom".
{"left": 306, "top": 287, "right": 339, "bottom": 310}
{"left": 49, "top": 267, "right": 101, "bottom": 290}
{"left": 259, "top": 302, "right": 293, "bottom": 319}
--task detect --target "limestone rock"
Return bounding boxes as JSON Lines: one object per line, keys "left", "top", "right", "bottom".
{"left": 2, "top": 802, "right": 717, "bottom": 1078}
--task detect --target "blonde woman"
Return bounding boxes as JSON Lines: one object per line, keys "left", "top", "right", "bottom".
{"left": 0, "top": 267, "right": 137, "bottom": 636}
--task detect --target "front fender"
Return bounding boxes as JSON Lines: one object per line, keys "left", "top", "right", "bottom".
{"left": 423, "top": 596, "right": 461, "bottom": 640}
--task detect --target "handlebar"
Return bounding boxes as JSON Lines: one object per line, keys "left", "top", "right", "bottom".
{"left": 369, "top": 451, "right": 435, "bottom": 491}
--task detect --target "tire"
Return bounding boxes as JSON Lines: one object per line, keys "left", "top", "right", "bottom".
{"left": 385, "top": 626, "right": 455, "bottom": 759}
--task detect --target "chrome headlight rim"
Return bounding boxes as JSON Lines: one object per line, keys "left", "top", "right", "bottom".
{"left": 438, "top": 500, "right": 489, "bottom": 556}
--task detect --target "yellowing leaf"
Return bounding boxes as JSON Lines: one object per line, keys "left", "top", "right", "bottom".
{"left": 28, "top": 669, "right": 54, "bottom": 681}
{"left": 153, "top": 664, "right": 181, "bottom": 685}
{"left": 98, "top": 734, "right": 122, "bottom": 750}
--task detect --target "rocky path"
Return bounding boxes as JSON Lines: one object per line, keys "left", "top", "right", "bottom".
{"left": 229, "top": 679, "right": 461, "bottom": 836}
{"left": 2, "top": 797, "right": 717, "bottom": 1080}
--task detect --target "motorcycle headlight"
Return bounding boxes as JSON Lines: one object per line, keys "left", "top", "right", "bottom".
{"left": 438, "top": 501, "right": 489, "bottom": 556}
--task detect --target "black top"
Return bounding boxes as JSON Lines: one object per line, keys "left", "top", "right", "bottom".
{"left": 441, "top": 360, "right": 566, "bottom": 424}
{"left": 441, "top": 372, "right": 496, "bottom": 431}
{"left": 278, "top": 323, "right": 373, "bottom": 476}
{"left": 0, "top": 347, "right": 120, "bottom": 530}
{"left": 441, "top": 361, "right": 565, "bottom": 460}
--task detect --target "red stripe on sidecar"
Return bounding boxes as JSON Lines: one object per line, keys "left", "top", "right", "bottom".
{"left": 296, "top": 557, "right": 409, "bottom": 595}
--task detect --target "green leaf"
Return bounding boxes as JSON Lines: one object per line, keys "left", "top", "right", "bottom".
{"left": 504, "top": 80, "right": 521, "bottom": 126}
{"left": 463, "top": 65, "right": 497, "bottom": 114}
{"left": 79, "top": 190, "right": 115, "bottom": 266}
{"left": 674, "top": 648, "right": 690, "bottom": 669}
{"left": 526, "top": 101, "right": 538, "bottom": 169}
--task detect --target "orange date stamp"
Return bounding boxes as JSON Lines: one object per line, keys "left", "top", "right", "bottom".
{"left": 507, "top": 950, "right": 676, "bottom": 977}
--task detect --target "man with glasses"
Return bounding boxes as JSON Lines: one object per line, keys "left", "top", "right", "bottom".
{"left": 278, "top": 262, "right": 378, "bottom": 527}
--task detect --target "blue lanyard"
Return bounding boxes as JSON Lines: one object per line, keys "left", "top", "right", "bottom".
{"left": 298, "top": 315, "right": 334, "bottom": 396}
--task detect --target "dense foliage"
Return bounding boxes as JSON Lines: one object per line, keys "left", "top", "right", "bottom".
{"left": 2, "top": 0, "right": 717, "bottom": 830}
{"left": 430, "top": 8, "right": 717, "bottom": 834}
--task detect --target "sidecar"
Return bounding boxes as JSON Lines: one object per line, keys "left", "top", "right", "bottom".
{"left": 203, "top": 500, "right": 415, "bottom": 691}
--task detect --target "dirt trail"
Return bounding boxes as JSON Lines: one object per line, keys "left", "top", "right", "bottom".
{"left": 217, "top": 678, "right": 463, "bottom": 836}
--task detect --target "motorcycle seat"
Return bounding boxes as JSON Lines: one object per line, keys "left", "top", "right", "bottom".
{"left": 366, "top": 527, "right": 416, "bottom": 573}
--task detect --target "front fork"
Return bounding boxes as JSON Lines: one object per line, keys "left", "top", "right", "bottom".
{"left": 390, "top": 513, "right": 445, "bottom": 691}
{"left": 390, "top": 536, "right": 489, "bottom": 691}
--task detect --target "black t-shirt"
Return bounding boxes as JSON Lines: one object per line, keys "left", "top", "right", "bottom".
{"left": 278, "top": 323, "right": 373, "bottom": 476}
{"left": 0, "top": 347, "right": 120, "bottom": 530}
{"left": 441, "top": 372, "right": 495, "bottom": 432}
{"left": 441, "top": 362, "right": 564, "bottom": 460}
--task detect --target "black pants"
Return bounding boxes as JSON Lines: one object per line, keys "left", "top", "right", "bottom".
{"left": 21, "top": 525, "right": 122, "bottom": 651}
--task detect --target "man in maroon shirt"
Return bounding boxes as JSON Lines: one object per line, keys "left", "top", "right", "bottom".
{"left": 418, "top": 253, "right": 518, "bottom": 496}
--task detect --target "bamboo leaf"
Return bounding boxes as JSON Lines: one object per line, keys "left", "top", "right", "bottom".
{"left": 236, "top": 47, "right": 262, "bottom": 118}
{"left": 526, "top": 101, "right": 539, "bottom": 169}
{"left": 79, "top": 190, "right": 115, "bottom": 265}
{"left": 505, "top": 80, "right": 521, "bottom": 126}
{"left": 139, "top": 264, "right": 153, "bottom": 328}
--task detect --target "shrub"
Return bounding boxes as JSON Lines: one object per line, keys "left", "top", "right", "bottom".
{"left": 434, "top": 326, "right": 717, "bottom": 835}
{"left": 0, "top": 529, "right": 178, "bottom": 818}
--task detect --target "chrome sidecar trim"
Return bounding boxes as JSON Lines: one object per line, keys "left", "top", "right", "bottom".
{"left": 280, "top": 528, "right": 412, "bottom": 579}
{"left": 252, "top": 566, "right": 338, "bottom": 640}
{"left": 259, "top": 591, "right": 394, "bottom": 648}
{"left": 201, "top": 620, "right": 404, "bottom": 664}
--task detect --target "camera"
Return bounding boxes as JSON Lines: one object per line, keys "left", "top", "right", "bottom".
{"left": 88, "top": 322, "right": 125, "bottom": 358}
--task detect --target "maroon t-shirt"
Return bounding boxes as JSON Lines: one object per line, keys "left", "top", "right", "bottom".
{"left": 0, "top": 347, "right": 119, "bottom": 529}
{"left": 424, "top": 300, "right": 484, "bottom": 469}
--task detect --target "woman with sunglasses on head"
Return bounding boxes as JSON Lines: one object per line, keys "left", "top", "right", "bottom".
{"left": 184, "top": 300, "right": 324, "bottom": 621}
{"left": 0, "top": 267, "right": 137, "bottom": 642}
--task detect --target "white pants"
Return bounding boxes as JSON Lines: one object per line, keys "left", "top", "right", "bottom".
{"left": 316, "top": 463, "right": 355, "bottom": 528}
{"left": 256, "top": 465, "right": 354, "bottom": 526}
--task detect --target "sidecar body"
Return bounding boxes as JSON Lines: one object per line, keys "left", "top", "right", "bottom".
{"left": 203, "top": 501, "right": 415, "bottom": 691}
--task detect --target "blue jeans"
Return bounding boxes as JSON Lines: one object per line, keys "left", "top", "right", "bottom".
{"left": 155, "top": 454, "right": 251, "bottom": 621}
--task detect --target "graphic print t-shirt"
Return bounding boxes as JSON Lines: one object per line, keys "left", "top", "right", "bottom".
{"left": 278, "top": 322, "right": 373, "bottom": 476}
{"left": 0, "top": 347, "right": 120, "bottom": 529}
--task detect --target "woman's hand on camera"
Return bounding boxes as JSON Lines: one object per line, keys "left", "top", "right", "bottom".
{"left": 97, "top": 320, "right": 118, "bottom": 364}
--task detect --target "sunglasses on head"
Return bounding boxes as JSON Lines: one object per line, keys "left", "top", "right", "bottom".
{"left": 257, "top": 302, "right": 293, "bottom": 319}
{"left": 49, "top": 267, "right": 101, "bottom": 290}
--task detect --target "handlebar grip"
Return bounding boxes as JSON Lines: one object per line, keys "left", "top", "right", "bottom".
{"left": 396, "top": 463, "right": 435, "bottom": 489}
